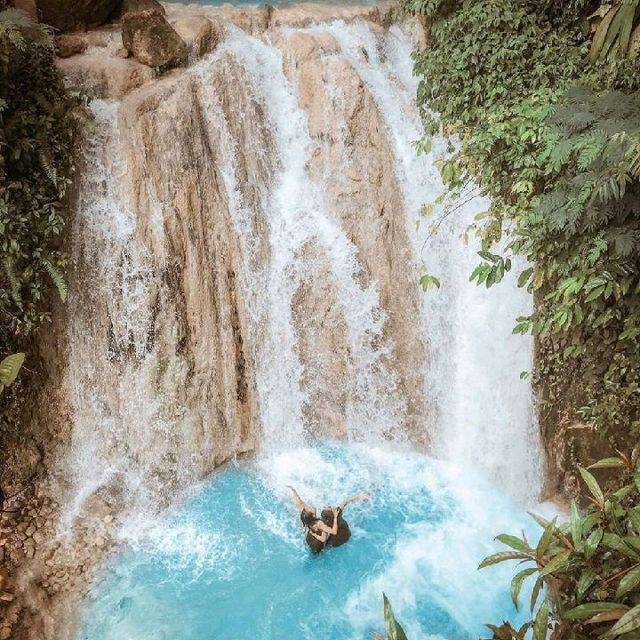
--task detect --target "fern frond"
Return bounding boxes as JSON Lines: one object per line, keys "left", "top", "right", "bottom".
{"left": 2, "top": 256, "right": 21, "bottom": 306}
{"left": 42, "top": 259, "right": 67, "bottom": 302}
{"left": 39, "top": 147, "right": 57, "bottom": 185}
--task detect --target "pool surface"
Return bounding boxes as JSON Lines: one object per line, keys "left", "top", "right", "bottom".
{"left": 80, "top": 443, "right": 538, "bottom": 640}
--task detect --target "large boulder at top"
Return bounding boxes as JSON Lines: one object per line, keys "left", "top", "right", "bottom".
{"left": 119, "top": 0, "right": 164, "bottom": 17}
{"left": 173, "top": 16, "right": 221, "bottom": 59}
{"left": 122, "top": 0, "right": 187, "bottom": 69}
{"left": 21, "top": 0, "right": 122, "bottom": 32}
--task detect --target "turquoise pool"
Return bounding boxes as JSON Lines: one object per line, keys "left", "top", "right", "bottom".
{"left": 79, "top": 443, "right": 537, "bottom": 640}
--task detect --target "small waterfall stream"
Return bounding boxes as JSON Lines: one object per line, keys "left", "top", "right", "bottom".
{"left": 59, "top": 10, "right": 545, "bottom": 639}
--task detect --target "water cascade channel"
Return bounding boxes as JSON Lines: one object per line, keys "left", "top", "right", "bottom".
{"left": 56, "top": 7, "right": 546, "bottom": 639}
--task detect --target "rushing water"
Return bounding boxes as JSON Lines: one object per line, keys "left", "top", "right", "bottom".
{"left": 70, "top": 14, "right": 545, "bottom": 640}
{"left": 81, "top": 443, "right": 538, "bottom": 640}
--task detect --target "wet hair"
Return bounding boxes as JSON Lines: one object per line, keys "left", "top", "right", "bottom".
{"left": 300, "top": 508, "right": 317, "bottom": 528}
{"left": 321, "top": 508, "right": 334, "bottom": 527}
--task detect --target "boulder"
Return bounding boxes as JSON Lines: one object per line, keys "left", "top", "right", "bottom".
{"left": 55, "top": 34, "right": 87, "bottom": 58}
{"left": 122, "top": 8, "right": 187, "bottom": 69}
{"left": 119, "top": 0, "right": 164, "bottom": 17}
{"left": 172, "top": 16, "right": 221, "bottom": 59}
{"left": 31, "top": 0, "right": 121, "bottom": 32}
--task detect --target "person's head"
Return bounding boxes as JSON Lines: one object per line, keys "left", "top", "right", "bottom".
{"left": 321, "top": 508, "right": 334, "bottom": 527}
{"left": 300, "top": 508, "right": 317, "bottom": 528}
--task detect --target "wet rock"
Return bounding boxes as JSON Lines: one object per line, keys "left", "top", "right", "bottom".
{"left": 57, "top": 55, "right": 154, "bottom": 99}
{"left": 120, "top": 0, "right": 164, "bottom": 16}
{"left": 55, "top": 35, "right": 88, "bottom": 58}
{"left": 32, "top": 0, "right": 121, "bottom": 32}
{"left": 122, "top": 6, "right": 187, "bottom": 69}
{"left": 173, "top": 16, "right": 220, "bottom": 59}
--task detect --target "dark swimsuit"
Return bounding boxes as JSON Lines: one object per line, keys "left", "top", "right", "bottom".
{"left": 321, "top": 507, "right": 351, "bottom": 548}
{"left": 302, "top": 507, "right": 352, "bottom": 553}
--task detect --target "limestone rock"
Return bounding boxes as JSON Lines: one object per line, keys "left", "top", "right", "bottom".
{"left": 120, "top": 0, "right": 164, "bottom": 16}
{"left": 55, "top": 34, "right": 87, "bottom": 59}
{"left": 32, "top": 0, "right": 121, "bottom": 32}
{"left": 57, "top": 55, "right": 154, "bottom": 99}
{"left": 172, "top": 16, "right": 220, "bottom": 59}
{"left": 122, "top": 10, "right": 187, "bottom": 69}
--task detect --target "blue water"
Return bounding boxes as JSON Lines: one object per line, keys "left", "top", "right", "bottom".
{"left": 80, "top": 443, "right": 539, "bottom": 640}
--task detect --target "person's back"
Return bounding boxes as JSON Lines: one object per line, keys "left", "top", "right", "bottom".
{"left": 321, "top": 508, "right": 351, "bottom": 547}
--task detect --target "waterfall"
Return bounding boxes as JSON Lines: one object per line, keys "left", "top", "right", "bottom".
{"left": 61, "top": 12, "right": 542, "bottom": 532}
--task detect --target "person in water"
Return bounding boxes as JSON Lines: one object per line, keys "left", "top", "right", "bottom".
{"left": 287, "top": 486, "right": 370, "bottom": 553}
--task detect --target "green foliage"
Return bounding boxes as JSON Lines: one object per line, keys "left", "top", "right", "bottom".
{"left": 406, "top": 0, "right": 640, "bottom": 440}
{"left": 0, "top": 352, "right": 24, "bottom": 394}
{"left": 373, "top": 594, "right": 409, "bottom": 640}
{"left": 480, "top": 451, "right": 640, "bottom": 640}
{"left": 0, "top": 8, "right": 80, "bottom": 350}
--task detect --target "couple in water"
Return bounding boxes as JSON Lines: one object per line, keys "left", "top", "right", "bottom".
{"left": 287, "top": 486, "right": 370, "bottom": 553}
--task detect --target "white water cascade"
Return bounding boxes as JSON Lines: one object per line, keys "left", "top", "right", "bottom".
{"left": 59, "top": 10, "right": 543, "bottom": 537}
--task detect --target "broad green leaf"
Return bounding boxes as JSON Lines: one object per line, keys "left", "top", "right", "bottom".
{"left": 478, "top": 551, "right": 532, "bottom": 569}
{"left": 586, "top": 608, "right": 628, "bottom": 624}
{"left": 616, "top": 566, "right": 640, "bottom": 599}
{"left": 590, "top": 457, "right": 627, "bottom": 469}
{"left": 530, "top": 575, "right": 544, "bottom": 613}
{"left": 532, "top": 598, "right": 548, "bottom": 640}
{"left": 565, "top": 602, "right": 627, "bottom": 620}
{"left": 536, "top": 518, "right": 558, "bottom": 558}
{"left": 496, "top": 534, "right": 530, "bottom": 553}
{"left": 603, "top": 533, "right": 640, "bottom": 561}
{"left": 517, "top": 267, "right": 533, "bottom": 288}
{"left": 628, "top": 507, "right": 640, "bottom": 535}
{"left": 511, "top": 568, "right": 536, "bottom": 610}
{"left": 383, "top": 594, "right": 408, "bottom": 640}
{"left": 607, "top": 604, "right": 640, "bottom": 637}
{"left": 570, "top": 500, "right": 582, "bottom": 547}
{"left": 0, "top": 352, "right": 25, "bottom": 386}
{"left": 579, "top": 466, "right": 605, "bottom": 507}
{"left": 577, "top": 568, "right": 597, "bottom": 601}
{"left": 529, "top": 512, "right": 551, "bottom": 530}
{"left": 539, "top": 549, "right": 571, "bottom": 578}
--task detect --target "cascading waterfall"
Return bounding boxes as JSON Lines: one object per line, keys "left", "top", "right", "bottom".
{"left": 60, "top": 9, "right": 547, "bottom": 640}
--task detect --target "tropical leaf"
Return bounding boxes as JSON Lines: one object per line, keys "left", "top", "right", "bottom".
{"left": 565, "top": 602, "right": 628, "bottom": 620}
{"left": 616, "top": 566, "right": 640, "bottom": 599}
{"left": 539, "top": 550, "right": 571, "bottom": 578}
{"left": 496, "top": 534, "right": 531, "bottom": 553}
{"left": 579, "top": 466, "right": 605, "bottom": 507}
{"left": 383, "top": 594, "right": 408, "bottom": 640}
{"left": 537, "top": 518, "right": 558, "bottom": 557}
{"left": 532, "top": 598, "right": 549, "bottom": 640}
{"left": 479, "top": 552, "right": 532, "bottom": 569}
{"left": 577, "top": 568, "right": 598, "bottom": 600}
{"left": 606, "top": 604, "right": 640, "bottom": 637}
{"left": 570, "top": 500, "right": 582, "bottom": 547}
{"left": 590, "top": 457, "right": 628, "bottom": 469}
{"left": 0, "top": 353, "right": 25, "bottom": 386}
{"left": 511, "top": 568, "right": 537, "bottom": 610}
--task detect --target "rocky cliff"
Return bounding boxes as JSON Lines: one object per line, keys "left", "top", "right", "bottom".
{"left": 1, "top": 4, "right": 433, "bottom": 639}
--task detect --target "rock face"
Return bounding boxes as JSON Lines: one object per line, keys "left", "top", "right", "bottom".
{"left": 121, "top": 1, "right": 187, "bottom": 69}
{"left": 30, "top": 0, "right": 121, "bottom": 31}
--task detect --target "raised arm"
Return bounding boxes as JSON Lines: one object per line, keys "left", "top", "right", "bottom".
{"left": 287, "top": 485, "right": 315, "bottom": 515}
{"left": 315, "top": 509, "right": 339, "bottom": 536}
{"left": 337, "top": 493, "right": 370, "bottom": 511}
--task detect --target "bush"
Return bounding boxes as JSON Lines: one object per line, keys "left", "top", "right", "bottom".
{"left": 480, "top": 452, "right": 640, "bottom": 640}
{"left": 406, "top": 0, "right": 640, "bottom": 440}
{"left": 0, "top": 8, "right": 80, "bottom": 351}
